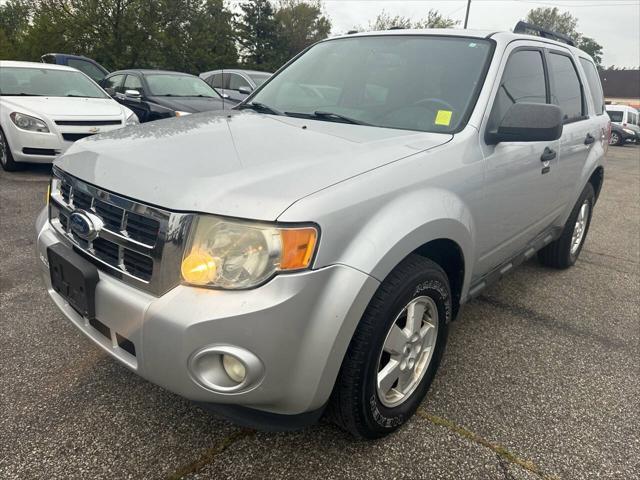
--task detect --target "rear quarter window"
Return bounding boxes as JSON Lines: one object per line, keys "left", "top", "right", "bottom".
{"left": 579, "top": 58, "right": 605, "bottom": 115}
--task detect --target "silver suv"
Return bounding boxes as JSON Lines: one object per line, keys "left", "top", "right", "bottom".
{"left": 36, "top": 28, "right": 609, "bottom": 438}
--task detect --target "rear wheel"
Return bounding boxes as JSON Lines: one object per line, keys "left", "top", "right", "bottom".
{"left": 0, "top": 127, "right": 25, "bottom": 172}
{"left": 538, "top": 183, "right": 595, "bottom": 269}
{"left": 328, "top": 254, "right": 451, "bottom": 438}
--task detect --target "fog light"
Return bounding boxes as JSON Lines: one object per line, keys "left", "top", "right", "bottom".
{"left": 189, "top": 345, "right": 264, "bottom": 393}
{"left": 222, "top": 354, "right": 246, "bottom": 383}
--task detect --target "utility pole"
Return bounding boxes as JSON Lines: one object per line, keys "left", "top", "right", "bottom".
{"left": 464, "top": 0, "right": 471, "bottom": 29}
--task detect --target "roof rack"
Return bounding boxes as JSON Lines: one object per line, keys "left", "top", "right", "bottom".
{"left": 513, "top": 21, "right": 575, "bottom": 47}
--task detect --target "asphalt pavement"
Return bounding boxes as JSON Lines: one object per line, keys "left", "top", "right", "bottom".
{"left": 1, "top": 145, "right": 638, "bottom": 480}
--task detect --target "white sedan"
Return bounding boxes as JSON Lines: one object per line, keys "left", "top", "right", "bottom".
{"left": 0, "top": 61, "right": 138, "bottom": 171}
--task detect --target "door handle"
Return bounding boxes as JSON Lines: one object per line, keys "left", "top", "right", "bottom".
{"left": 584, "top": 133, "right": 595, "bottom": 145}
{"left": 540, "top": 147, "right": 556, "bottom": 162}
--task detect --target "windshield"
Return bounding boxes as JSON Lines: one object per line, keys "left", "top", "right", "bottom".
{"left": 606, "top": 110, "right": 624, "bottom": 122}
{"left": 250, "top": 35, "right": 493, "bottom": 133}
{"left": 248, "top": 73, "right": 271, "bottom": 87}
{"left": 0, "top": 67, "right": 108, "bottom": 98}
{"left": 146, "top": 74, "right": 220, "bottom": 97}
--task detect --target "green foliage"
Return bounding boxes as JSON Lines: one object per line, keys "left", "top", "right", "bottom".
{"left": 273, "top": 0, "right": 331, "bottom": 67}
{"left": 367, "top": 9, "right": 458, "bottom": 31}
{"left": 524, "top": 7, "right": 604, "bottom": 67}
{"left": 0, "top": 0, "right": 331, "bottom": 74}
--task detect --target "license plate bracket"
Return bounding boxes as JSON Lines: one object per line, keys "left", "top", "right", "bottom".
{"left": 48, "top": 243, "right": 99, "bottom": 319}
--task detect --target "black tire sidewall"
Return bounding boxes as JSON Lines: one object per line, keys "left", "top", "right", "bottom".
{"left": 360, "top": 262, "right": 451, "bottom": 436}
{"left": 567, "top": 183, "right": 595, "bottom": 265}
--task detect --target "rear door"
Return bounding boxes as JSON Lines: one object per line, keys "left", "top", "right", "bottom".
{"left": 477, "top": 42, "right": 561, "bottom": 275}
{"left": 545, "top": 48, "right": 594, "bottom": 212}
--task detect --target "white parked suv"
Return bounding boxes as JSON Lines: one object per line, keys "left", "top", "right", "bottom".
{"left": 0, "top": 61, "right": 138, "bottom": 171}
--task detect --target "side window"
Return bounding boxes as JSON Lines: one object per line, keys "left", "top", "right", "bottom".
{"left": 123, "top": 75, "right": 143, "bottom": 93}
{"left": 229, "top": 73, "right": 251, "bottom": 91}
{"left": 67, "top": 58, "right": 105, "bottom": 83}
{"left": 488, "top": 49, "right": 547, "bottom": 132}
{"left": 548, "top": 52, "right": 584, "bottom": 123}
{"left": 103, "top": 74, "right": 125, "bottom": 93}
{"left": 209, "top": 74, "right": 223, "bottom": 89}
{"left": 221, "top": 73, "right": 231, "bottom": 89}
{"left": 578, "top": 58, "right": 604, "bottom": 115}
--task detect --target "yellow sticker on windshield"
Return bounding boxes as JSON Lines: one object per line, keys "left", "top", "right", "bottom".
{"left": 435, "top": 110, "right": 452, "bottom": 126}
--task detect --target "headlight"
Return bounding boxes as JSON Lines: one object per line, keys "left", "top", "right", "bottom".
{"left": 175, "top": 111, "right": 191, "bottom": 117}
{"left": 10, "top": 112, "right": 49, "bottom": 132}
{"left": 181, "top": 216, "right": 318, "bottom": 289}
{"left": 126, "top": 112, "right": 139, "bottom": 126}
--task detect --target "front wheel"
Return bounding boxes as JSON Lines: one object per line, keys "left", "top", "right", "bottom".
{"left": 538, "top": 183, "right": 595, "bottom": 269}
{"left": 0, "top": 127, "right": 25, "bottom": 172}
{"left": 328, "top": 254, "right": 451, "bottom": 438}
{"left": 608, "top": 131, "right": 623, "bottom": 146}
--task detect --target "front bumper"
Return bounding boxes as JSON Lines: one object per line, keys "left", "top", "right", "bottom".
{"left": 6, "top": 118, "right": 125, "bottom": 164}
{"left": 36, "top": 209, "right": 379, "bottom": 420}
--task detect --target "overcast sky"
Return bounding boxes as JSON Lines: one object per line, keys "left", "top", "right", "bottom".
{"left": 321, "top": 0, "right": 640, "bottom": 67}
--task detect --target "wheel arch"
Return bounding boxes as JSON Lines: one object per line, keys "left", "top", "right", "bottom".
{"left": 588, "top": 166, "right": 604, "bottom": 203}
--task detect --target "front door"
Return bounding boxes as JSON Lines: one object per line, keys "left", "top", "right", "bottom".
{"left": 475, "top": 43, "right": 561, "bottom": 277}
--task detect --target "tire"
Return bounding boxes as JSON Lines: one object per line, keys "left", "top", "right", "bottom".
{"left": 328, "top": 254, "right": 451, "bottom": 438}
{"left": 0, "top": 127, "right": 25, "bottom": 172}
{"left": 609, "top": 131, "right": 623, "bottom": 146}
{"left": 538, "top": 183, "right": 595, "bottom": 269}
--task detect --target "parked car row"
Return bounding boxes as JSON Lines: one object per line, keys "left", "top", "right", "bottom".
{"left": 605, "top": 103, "right": 640, "bottom": 145}
{"left": 0, "top": 56, "right": 272, "bottom": 171}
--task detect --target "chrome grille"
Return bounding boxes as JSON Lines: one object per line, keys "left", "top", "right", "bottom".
{"left": 48, "top": 167, "right": 193, "bottom": 295}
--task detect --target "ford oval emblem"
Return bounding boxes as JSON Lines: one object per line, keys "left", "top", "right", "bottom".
{"left": 69, "top": 211, "right": 99, "bottom": 240}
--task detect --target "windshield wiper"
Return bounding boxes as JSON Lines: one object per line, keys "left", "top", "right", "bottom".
{"left": 312, "top": 111, "right": 370, "bottom": 125}
{"left": 237, "top": 102, "right": 283, "bottom": 116}
{"left": 284, "top": 110, "right": 370, "bottom": 126}
{"left": 1, "top": 93, "right": 43, "bottom": 96}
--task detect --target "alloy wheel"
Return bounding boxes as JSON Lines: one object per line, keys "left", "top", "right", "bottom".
{"left": 376, "top": 296, "right": 438, "bottom": 408}
{"left": 570, "top": 200, "right": 590, "bottom": 255}
{"left": 609, "top": 132, "right": 619, "bottom": 145}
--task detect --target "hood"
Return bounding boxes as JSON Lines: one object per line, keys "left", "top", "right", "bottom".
{"left": 147, "top": 96, "right": 227, "bottom": 112}
{"left": 1, "top": 96, "right": 123, "bottom": 117}
{"left": 56, "top": 110, "right": 451, "bottom": 220}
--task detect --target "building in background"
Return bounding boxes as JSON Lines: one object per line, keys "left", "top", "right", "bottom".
{"left": 599, "top": 69, "right": 640, "bottom": 109}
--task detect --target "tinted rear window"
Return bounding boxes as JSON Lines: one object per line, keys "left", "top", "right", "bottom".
{"left": 579, "top": 58, "right": 604, "bottom": 115}
{"left": 548, "top": 52, "right": 584, "bottom": 123}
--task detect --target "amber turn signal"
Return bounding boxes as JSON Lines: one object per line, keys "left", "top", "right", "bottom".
{"left": 280, "top": 228, "right": 317, "bottom": 270}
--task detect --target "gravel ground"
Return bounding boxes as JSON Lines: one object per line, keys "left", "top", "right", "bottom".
{"left": 1, "top": 145, "right": 638, "bottom": 480}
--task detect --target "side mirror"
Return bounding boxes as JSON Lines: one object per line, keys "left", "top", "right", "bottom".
{"left": 238, "top": 86, "right": 253, "bottom": 95}
{"left": 487, "top": 103, "right": 563, "bottom": 144}
{"left": 125, "top": 89, "right": 142, "bottom": 100}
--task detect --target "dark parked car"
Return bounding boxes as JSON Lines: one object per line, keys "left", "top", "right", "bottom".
{"left": 101, "top": 70, "right": 228, "bottom": 122}
{"left": 609, "top": 122, "right": 635, "bottom": 146}
{"left": 199, "top": 69, "right": 272, "bottom": 103}
{"left": 41, "top": 53, "right": 109, "bottom": 84}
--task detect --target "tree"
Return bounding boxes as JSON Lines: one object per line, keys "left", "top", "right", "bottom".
{"left": 524, "top": 7, "right": 604, "bottom": 66}
{"left": 0, "top": 0, "right": 33, "bottom": 59}
{"left": 236, "top": 0, "right": 280, "bottom": 70}
{"left": 368, "top": 9, "right": 458, "bottom": 31}
{"left": 274, "top": 0, "right": 331, "bottom": 67}
{"left": 577, "top": 36, "right": 603, "bottom": 68}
